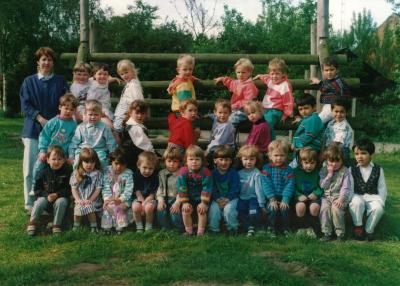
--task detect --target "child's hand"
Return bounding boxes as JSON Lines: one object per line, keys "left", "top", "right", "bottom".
{"left": 333, "top": 197, "right": 344, "bottom": 209}
{"left": 170, "top": 203, "right": 181, "bottom": 214}
{"left": 308, "top": 193, "right": 317, "bottom": 201}
{"left": 291, "top": 115, "right": 302, "bottom": 125}
{"left": 197, "top": 202, "right": 208, "bottom": 215}
{"left": 280, "top": 202, "right": 289, "bottom": 210}
{"left": 47, "top": 193, "right": 58, "bottom": 203}
{"left": 310, "top": 77, "right": 321, "bottom": 85}
{"left": 327, "top": 163, "right": 335, "bottom": 176}
{"left": 67, "top": 158, "right": 74, "bottom": 165}
{"left": 113, "top": 198, "right": 122, "bottom": 205}
{"left": 269, "top": 200, "right": 279, "bottom": 211}
{"left": 217, "top": 198, "right": 228, "bottom": 208}
{"left": 214, "top": 77, "right": 224, "bottom": 84}
{"left": 38, "top": 152, "right": 47, "bottom": 162}
{"left": 182, "top": 203, "right": 192, "bottom": 213}
{"left": 157, "top": 200, "right": 166, "bottom": 211}
{"left": 252, "top": 74, "right": 262, "bottom": 80}
{"left": 298, "top": 195, "right": 308, "bottom": 202}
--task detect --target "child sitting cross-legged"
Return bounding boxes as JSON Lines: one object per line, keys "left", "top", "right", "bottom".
{"left": 208, "top": 145, "right": 240, "bottom": 235}
{"left": 319, "top": 143, "right": 353, "bottom": 241}
{"left": 261, "top": 139, "right": 295, "bottom": 236}
{"left": 294, "top": 147, "right": 323, "bottom": 237}
{"left": 156, "top": 147, "right": 184, "bottom": 232}
{"left": 27, "top": 146, "right": 72, "bottom": 236}
{"left": 236, "top": 145, "right": 265, "bottom": 237}
{"left": 177, "top": 145, "right": 213, "bottom": 236}
{"left": 70, "top": 148, "right": 103, "bottom": 233}
{"left": 101, "top": 147, "right": 134, "bottom": 235}
{"left": 349, "top": 139, "right": 387, "bottom": 241}
{"left": 132, "top": 151, "right": 159, "bottom": 232}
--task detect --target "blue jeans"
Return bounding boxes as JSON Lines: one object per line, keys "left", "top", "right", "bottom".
{"left": 208, "top": 199, "right": 238, "bottom": 232}
{"left": 237, "top": 198, "right": 260, "bottom": 231}
{"left": 30, "top": 197, "right": 69, "bottom": 226}
{"left": 157, "top": 198, "right": 184, "bottom": 231}
{"left": 229, "top": 109, "right": 248, "bottom": 128}
{"left": 267, "top": 199, "right": 290, "bottom": 232}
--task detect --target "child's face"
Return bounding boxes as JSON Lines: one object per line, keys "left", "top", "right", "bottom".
{"left": 235, "top": 65, "right": 251, "bottom": 82}
{"left": 94, "top": 69, "right": 109, "bottom": 85}
{"left": 37, "top": 55, "right": 54, "bottom": 75}
{"left": 214, "top": 106, "right": 230, "bottom": 123}
{"left": 298, "top": 104, "right": 314, "bottom": 118}
{"left": 246, "top": 109, "right": 262, "bottom": 123}
{"left": 181, "top": 104, "right": 198, "bottom": 121}
{"left": 301, "top": 159, "right": 317, "bottom": 173}
{"left": 214, "top": 157, "right": 232, "bottom": 173}
{"left": 165, "top": 158, "right": 180, "bottom": 173}
{"left": 85, "top": 110, "right": 101, "bottom": 124}
{"left": 82, "top": 160, "right": 96, "bottom": 172}
{"left": 138, "top": 160, "right": 155, "bottom": 177}
{"left": 47, "top": 151, "right": 65, "bottom": 170}
{"left": 177, "top": 63, "right": 193, "bottom": 79}
{"left": 74, "top": 71, "right": 90, "bottom": 84}
{"left": 354, "top": 147, "right": 372, "bottom": 167}
{"left": 323, "top": 65, "right": 337, "bottom": 80}
{"left": 327, "top": 159, "right": 343, "bottom": 171}
{"left": 118, "top": 68, "right": 134, "bottom": 82}
{"left": 59, "top": 103, "right": 75, "bottom": 120}
{"left": 186, "top": 155, "right": 202, "bottom": 172}
{"left": 332, "top": 105, "right": 346, "bottom": 122}
{"left": 269, "top": 149, "right": 287, "bottom": 166}
{"left": 130, "top": 109, "right": 146, "bottom": 124}
{"left": 241, "top": 156, "right": 256, "bottom": 169}
{"left": 268, "top": 68, "right": 284, "bottom": 84}
{"left": 112, "top": 160, "right": 126, "bottom": 175}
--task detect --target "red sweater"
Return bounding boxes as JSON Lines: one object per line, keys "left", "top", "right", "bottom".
{"left": 168, "top": 113, "right": 194, "bottom": 149}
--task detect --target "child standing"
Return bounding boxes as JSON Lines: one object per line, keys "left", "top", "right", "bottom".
{"left": 101, "top": 148, "right": 134, "bottom": 234}
{"left": 69, "top": 100, "right": 117, "bottom": 168}
{"left": 205, "top": 99, "right": 236, "bottom": 166}
{"left": 87, "top": 63, "right": 114, "bottom": 128}
{"left": 319, "top": 143, "right": 352, "bottom": 241}
{"left": 261, "top": 139, "right": 295, "bottom": 236}
{"left": 236, "top": 145, "right": 265, "bottom": 237}
{"left": 113, "top": 59, "right": 144, "bottom": 135}
{"left": 208, "top": 145, "right": 240, "bottom": 235}
{"left": 253, "top": 58, "right": 294, "bottom": 139}
{"left": 177, "top": 145, "right": 213, "bottom": 236}
{"left": 70, "top": 62, "right": 92, "bottom": 121}
{"left": 168, "top": 99, "right": 199, "bottom": 154}
{"left": 214, "top": 58, "right": 258, "bottom": 127}
{"left": 70, "top": 148, "right": 103, "bottom": 232}
{"left": 32, "top": 93, "right": 78, "bottom": 184}
{"left": 349, "top": 139, "right": 387, "bottom": 241}
{"left": 121, "top": 100, "right": 154, "bottom": 171}
{"left": 323, "top": 99, "right": 354, "bottom": 165}
{"left": 310, "top": 56, "right": 351, "bottom": 123}
{"left": 156, "top": 147, "right": 184, "bottom": 231}
{"left": 294, "top": 147, "right": 323, "bottom": 236}
{"left": 132, "top": 151, "right": 159, "bottom": 232}
{"left": 244, "top": 100, "right": 271, "bottom": 153}
{"left": 27, "top": 146, "right": 72, "bottom": 236}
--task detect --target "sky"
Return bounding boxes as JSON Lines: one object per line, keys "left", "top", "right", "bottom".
{"left": 100, "top": 0, "right": 394, "bottom": 33}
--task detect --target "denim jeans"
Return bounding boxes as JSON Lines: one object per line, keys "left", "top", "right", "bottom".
{"left": 208, "top": 199, "right": 238, "bottom": 232}
{"left": 237, "top": 197, "right": 260, "bottom": 231}
{"left": 156, "top": 198, "right": 184, "bottom": 231}
{"left": 30, "top": 197, "right": 69, "bottom": 226}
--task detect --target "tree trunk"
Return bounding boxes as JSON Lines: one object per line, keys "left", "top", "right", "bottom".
{"left": 2, "top": 73, "right": 7, "bottom": 113}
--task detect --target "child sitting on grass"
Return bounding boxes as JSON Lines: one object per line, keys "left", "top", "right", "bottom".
{"left": 214, "top": 58, "right": 258, "bottom": 127}
{"left": 101, "top": 147, "right": 134, "bottom": 235}
{"left": 132, "top": 151, "right": 159, "bottom": 232}
{"left": 208, "top": 145, "right": 240, "bottom": 235}
{"left": 70, "top": 148, "right": 103, "bottom": 233}
{"left": 156, "top": 147, "right": 184, "bottom": 232}
{"left": 177, "top": 145, "right": 213, "bottom": 236}
{"left": 349, "top": 138, "right": 387, "bottom": 241}
{"left": 27, "top": 146, "right": 72, "bottom": 236}
{"left": 261, "top": 139, "right": 295, "bottom": 236}
{"left": 319, "top": 143, "right": 352, "bottom": 241}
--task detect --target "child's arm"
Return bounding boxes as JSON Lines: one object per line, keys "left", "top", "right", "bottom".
{"left": 281, "top": 168, "right": 295, "bottom": 205}
{"left": 293, "top": 116, "right": 323, "bottom": 149}
{"left": 200, "top": 168, "right": 213, "bottom": 206}
{"left": 128, "top": 125, "right": 154, "bottom": 152}
{"left": 89, "top": 187, "right": 102, "bottom": 203}
{"left": 335, "top": 168, "right": 352, "bottom": 208}
{"left": 145, "top": 175, "right": 159, "bottom": 202}
{"left": 310, "top": 77, "right": 322, "bottom": 85}
{"left": 319, "top": 167, "right": 333, "bottom": 189}
{"left": 177, "top": 168, "right": 190, "bottom": 204}
{"left": 227, "top": 169, "right": 240, "bottom": 201}
{"left": 182, "top": 120, "right": 195, "bottom": 148}
{"left": 120, "top": 172, "right": 134, "bottom": 205}
{"left": 103, "top": 125, "right": 117, "bottom": 153}
{"left": 108, "top": 75, "right": 122, "bottom": 85}
{"left": 214, "top": 76, "right": 228, "bottom": 84}
{"left": 281, "top": 82, "right": 294, "bottom": 121}
{"left": 255, "top": 172, "right": 266, "bottom": 208}
{"left": 37, "top": 119, "right": 55, "bottom": 159}
{"left": 261, "top": 167, "right": 276, "bottom": 201}
{"left": 252, "top": 74, "right": 268, "bottom": 82}
{"left": 156, "top": 172, "right": 167, "bottom": 211}
{"left": 68, "top": 125, "right": 82, "bottom": 161}
{"left": 377, "top": 167, "right": 388, "bottom": 204}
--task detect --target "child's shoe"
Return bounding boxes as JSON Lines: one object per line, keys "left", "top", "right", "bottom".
{"left": 72, "top": 222, "right": 81, "bottom": 231}
{"left": 52, "top": 225, "right": 62, "bottom": 235}
{"left": 266, "top": 227, "right": 277, "bottom": 238}
{"left": 90, "top": 225, "right": 99, "bottom": 233}
{"left": 352, "top": 226, "right": 365, "bottom": 240}
{"left": 27, "top": 223, "right": 36, "bottom": 236}
{"left": 320, "top": 233, "right": 332, "bottom": 242}
{"left": 115, "top": 227, "right": 123, "bottom": 235}
{"left": 103, "top": 228, "right": 112, "bottom": 235}
{"left": 366, "top": 232, "right": 374, "bottom": 242}
{"left": 246, "top": 226, "right": 255, "bottom": 237}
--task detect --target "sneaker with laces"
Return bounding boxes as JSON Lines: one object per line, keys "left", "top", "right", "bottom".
{"left": 52, "top": 225, "right": 62, "bottom": 234}
{"left": 246, "top": 227, "right": 255, "bottom": 237}
{"left": 27, "top": 224, "right": 36, "bottom": 236}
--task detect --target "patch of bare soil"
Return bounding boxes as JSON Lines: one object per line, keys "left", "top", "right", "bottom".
{"left": 68, "top": 263, "right": 102, "bottom": 276}
{"left": 136, "top": 251, "right": 168, "bottom": 263}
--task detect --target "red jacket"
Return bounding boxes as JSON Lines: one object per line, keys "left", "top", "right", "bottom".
{"left": 168, "top": 113, "right": 194, "bottom": 149}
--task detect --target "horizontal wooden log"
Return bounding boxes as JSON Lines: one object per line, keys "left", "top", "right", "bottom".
{"left": 152, "top": 138, "right": 209, "bottom": 149}
{"left": 60, "top": 52, "right": 348, "bottom": 65}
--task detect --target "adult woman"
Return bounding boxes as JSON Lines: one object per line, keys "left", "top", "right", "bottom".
{"left": 20, "top": 47, "right": 69, "bottom": 212}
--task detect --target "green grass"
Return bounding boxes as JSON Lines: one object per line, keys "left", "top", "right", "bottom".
{"left": 1, "top": 118, "right": 400, "bottom": 286}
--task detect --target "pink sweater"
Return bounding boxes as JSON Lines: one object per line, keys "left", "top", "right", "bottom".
{"left": 259, "top": 75, "right": 294, "bottom": 121}
{"left": 222, "top": 77, "right": 259, "bottom": 110}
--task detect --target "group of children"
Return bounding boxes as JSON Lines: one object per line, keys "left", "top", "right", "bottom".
{"left": 26, "top": 54, "right": 387, "bottom": 242}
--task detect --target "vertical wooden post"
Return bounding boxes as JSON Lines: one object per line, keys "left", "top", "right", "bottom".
{"left": 89, "top": 20, "right": 99, "bottom": 55}
{"left": 310, "top": 23, "right": 320, "bottom": 110}
{"left": 317, "top": 0, "right": 329, "bottom": 67}
{"left": 76, "top": 0, "right": 90, "bottom": 64}
{"left": 2, "top": 74, "right": 6, "bottom": 113}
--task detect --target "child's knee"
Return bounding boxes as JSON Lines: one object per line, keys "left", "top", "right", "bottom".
{"left": 132, "top": 202, "right": 142, "bottom": 213}
{"left": 295, "top": 202, "right": 306, "bottom": 216}
{"left": 309, "top": 203, "right": 320, "bottom": 216}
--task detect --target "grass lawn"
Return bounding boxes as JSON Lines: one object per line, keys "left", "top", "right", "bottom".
{"left": 0, "top": 118, "right": 399, "bottom": 286}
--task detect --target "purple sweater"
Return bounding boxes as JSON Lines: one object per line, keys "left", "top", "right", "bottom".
{"left": 246, "top": 118, "right": 271, "bottom": 152}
